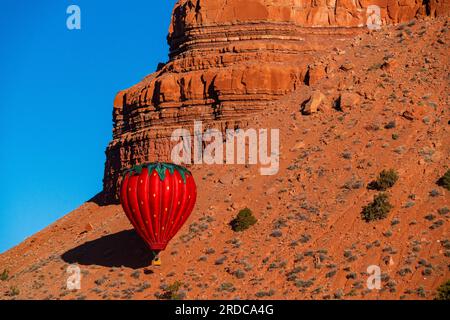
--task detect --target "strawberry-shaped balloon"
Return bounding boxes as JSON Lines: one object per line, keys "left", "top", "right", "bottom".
{"left": 120, "top": 163, "right": 197, "bottom": 265}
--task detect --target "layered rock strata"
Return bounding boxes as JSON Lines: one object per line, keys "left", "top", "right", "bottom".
{"left": 103, "top": 0, "right": 449, "bottom": 199}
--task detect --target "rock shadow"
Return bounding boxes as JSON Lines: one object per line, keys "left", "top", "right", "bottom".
{"left": 88, "top": 191, "right": 120, "bottom": 207}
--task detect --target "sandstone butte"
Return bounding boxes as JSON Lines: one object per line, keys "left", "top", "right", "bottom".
{"left": 1, "top": 1, "right": 449, "bottom": 301}
{"left": 102, "top": 0, "right": 450, "bottom": 200}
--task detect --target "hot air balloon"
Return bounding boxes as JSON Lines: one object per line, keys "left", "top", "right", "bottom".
{"left": 120, "top": 162, "right": 197, "bottom": 265}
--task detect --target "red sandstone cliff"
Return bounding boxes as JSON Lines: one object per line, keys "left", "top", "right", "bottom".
{"left": 103, "top": 0, "right": 449, "bottom": 199}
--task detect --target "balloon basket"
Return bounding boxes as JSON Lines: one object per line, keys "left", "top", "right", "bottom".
{"left": 152, "top": 251, "right": 161, "bottom": 266}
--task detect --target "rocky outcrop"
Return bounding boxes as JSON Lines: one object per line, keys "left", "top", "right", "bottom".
{"left": 103, "top": 0, "right": 449, "bottom": 200}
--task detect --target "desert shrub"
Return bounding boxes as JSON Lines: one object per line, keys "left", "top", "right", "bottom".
{"left": 94, "top": 276, "right": 107, "bottom": 286}
{"left": 430, "top": 220, "right": 444, "bottom": 230}
{"left": 230, "top": 208, "right": 257, "bottom": 232}
{"left": 346, "top": 272, "right": 357, "bottom": 280}
{"left": 270, "top": 230, "right": 282, "bottom": 237}
{"left": 233, "top": 269, "right": 245, "bottom": 279}
{"left": 362, "top": 193, "right": 393, "bottom": 222}
{"left": 255, "top": 289, "right": 275, "bottom": 297}
{"left": 429, "top": 189, "right": 440, "bottom": 197}
{"left": 8, "top": 286, "right": 19, "bottom": 297}
{"left": 342, "top": 151, "right": 352, "bottom": 160}
{"left": 437, "top": 170, "right": 450, "bottom": 191}
{"left": 156, "top": 281, "right": 185, "bottom": 300}
{"left": 214, "top": 256, "right": 227, "bottom": 265}
{"left": 0, "top": 269, "right": 9, "bottom": 281}
{"left": 218, "top": 282, "right": 236, "bottom": 293}
{"left": 368, "top": 63, "right": 383, "bottom": 71}
{"left": 422, "top": 268, "right": 432, "bottom": 276}
{"left": 295, "top": 278, "right": 315, "bottom": 288}
{"left": 368, "top": 169, "right": 399, "bottom": 191}
{"left": 384, "top": 121, "right": 396, "bottom": 129}
{"left": 435, "top": 280, "right": 450, "bottom": 300}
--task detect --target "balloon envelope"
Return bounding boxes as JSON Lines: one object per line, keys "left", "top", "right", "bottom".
{"left": 120, "top": 163, "right": 197, "bottom": 251}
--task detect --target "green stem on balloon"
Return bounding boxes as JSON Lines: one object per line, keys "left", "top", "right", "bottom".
{"left": 123, "top": 162, "right": 191, "bottom": 184}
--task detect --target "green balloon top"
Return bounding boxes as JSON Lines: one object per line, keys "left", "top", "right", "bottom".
{"left": 123, "top": 162, "right": 191, "bottom": 184}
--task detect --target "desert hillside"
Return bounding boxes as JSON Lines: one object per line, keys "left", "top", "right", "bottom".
{"left": 1, "top": 14, "right": 449, "bottom": 300}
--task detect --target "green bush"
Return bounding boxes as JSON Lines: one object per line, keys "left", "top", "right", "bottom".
{"left": 157, "top": 281, "right": 185, "bottom": 300}
{"left": 362, "top": 193, "right": 393, "bottom": 222}
{"left": 0, "top": 269, "right": 9, "bottom": 281}
{"left": 368, "top": 169, "right": 399, "bottom": 191}
{"left": 435, "top": 280, "right": 450, "bottom": 300}
{"left": 8, "top": 286, "right": 19, "bottom": 297}
{"left": 437, "top": 170, "right": 450, "bottom": 191}
{"left": 230, "top": 208, "right": 257, "bottom": 232}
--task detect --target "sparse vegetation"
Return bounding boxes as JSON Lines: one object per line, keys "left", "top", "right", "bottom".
{"left": 342, "top": 151, "right": 352, "bottom": 160}
{"left": 383, "top": 230, "right": 393, "bottom": 237}
{"left": 326, "top": 270, "right": 337, "bottom": 278}
{"left": 398, "top": 267, "right": 412, "bottom": 276}
{"left": 270, "top": 230, "right": 283, "bottom": 238}
{"left": 156, "top": 281, "right": 185, "bottom": 300}
{"left": 435, "top": 280, "right": 450, "bottom": 300}
{"left": 94, "top": 276, "right": 107, "bottom": 286}
{"left": 346, "top": 272, "right": 357, "bottom": 280}
{"left": 368, "top": 62, "right": 383, "bottom": 71}
{"left": 230, "top": 208, "right": 257, "bottom": 232}
{"left": 218, "top": 282, "right": 236, "bottom": 293}
{"left": 215, "top": 256, "right": 227, "bottom": 265}
{"left": 255, "top": 289, "right": 275, "bottom": 298}
{"left": 422, "top": 268, "right": 432, "bottom": 276}
{"left": 233, "top": 269, "right": 245, "bottom": 279}
{"left": 384, "top": 121, "right": 396, "bottom": 129}
{"left": 437, "top": 170, "right": 450, "bottom": 191}
{"left": 368, "top": 169, "right": 399, "bottom": 191}
{"left": 430, "top": 220, "right": 444, "bottom": 230}
{"left": 8, "top": 286, "right": 19, "bottom": 297}
{"left": 417, "top": 286, "right": 427, "bottom": 298}
{"left": 135, "top": 282, "right": 150, "bottom": 293}
{"left": 295, "top": 278, "right": 315, "bottom": 288}
{"left": 299, "top": 234, "right": 311, "bottom": 243}
{"left": 429, "top": 189, "right": 440, "bottom": 197}
{"left": 334, "top": 289, "right": 344, "bottom": 299}
{"left": 362, "top": 193, "right": 393, "bottom": 222}
{"left": 0, "top": 269, "right": 9, "bottom": 281}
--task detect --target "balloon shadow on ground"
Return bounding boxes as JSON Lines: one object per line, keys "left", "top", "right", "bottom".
{"left": 61, "top": 229, "right": 153, "bottom": 269}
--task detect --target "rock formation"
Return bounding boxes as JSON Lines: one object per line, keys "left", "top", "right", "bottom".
{"left": 103, "top": 0, "right": 449, "bottom": 200}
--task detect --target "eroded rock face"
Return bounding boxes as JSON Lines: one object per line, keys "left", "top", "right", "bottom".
{"left": 103, "top": 0, "right": 449, "bottom": 200}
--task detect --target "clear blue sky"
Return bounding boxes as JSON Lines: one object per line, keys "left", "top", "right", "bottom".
{"left": 0, "top": 0, "right": 176, "bottom": 253}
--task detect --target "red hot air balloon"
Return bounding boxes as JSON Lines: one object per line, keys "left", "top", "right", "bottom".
{"left": 120, "top": 162, "right": 197, "bottom": 265}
